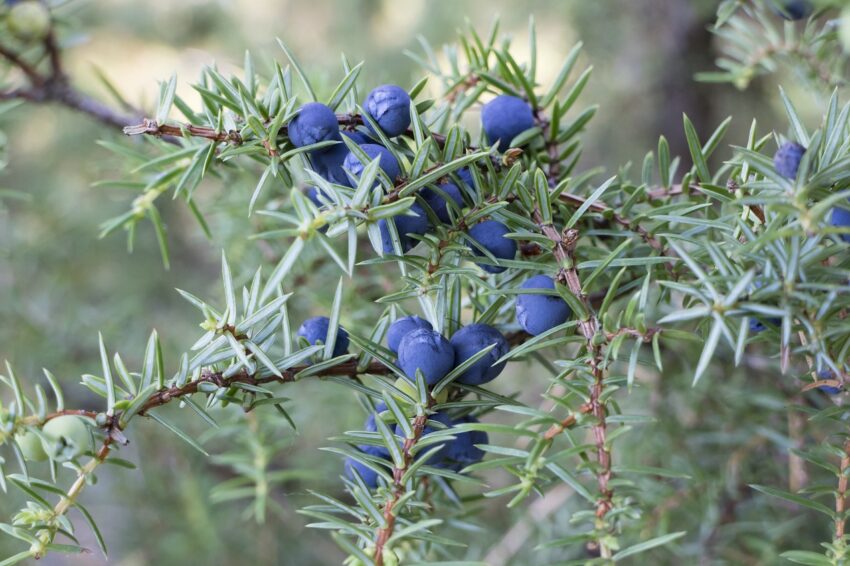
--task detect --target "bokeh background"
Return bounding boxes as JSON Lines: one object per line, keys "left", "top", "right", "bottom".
{"left": 0, "top": 0, "right": 832, "bottom": 564}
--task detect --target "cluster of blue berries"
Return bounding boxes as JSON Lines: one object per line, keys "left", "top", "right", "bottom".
{"left": 288, "top": 84, "right": 409, "bottom": 194}
{"left": 344, "top": 403, "right": 488, "bottom": 488}
{"left": 391, "top": 316, "right": 508, "bottom": 386}
{"left": 294, "top": 89, "right": 542, "bottom": 272}
{"left": 289, "top": 89, "right": 576, "bottom": 487}
{"left": 296, "top": 291, "right": 570, "bottom": 488}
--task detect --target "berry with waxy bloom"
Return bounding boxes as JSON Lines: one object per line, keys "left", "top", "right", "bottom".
{"left": 397, "top": 328, "right": 455, "bottom": 385}
{"left": 772, "top": 0, "right": 813, "bottom": 20}
{"left": 831, "top": 201, "right": 850, "bottom": 243}
{"left": 773, "top": 141, "right": 805, "bottom": 179}
{"left": 515, "top": 274, "right": 571, "bottom": 336}
{"left": 817, "top": 370, "right": 842, "bottom": 395}
{"left": 441, "top": 415, "right": 488, "bottom": 471}
{"left": 363, "top": 84, "right": 411, "bottom": 137}
{"left": 468, "top": 220, "right": 516, "bottom": 273}
{"left": 288, "top": 102, "right": 341, "bottom": 152}
{"left": 387, "top": 315, "right": 433, "bottom": 353}
{"left": 344, "top": 444, "right": 389, "bottom": 488}
{"left": 42, "top": 415, "right": 91, "bottom": 462}
{"left": 343, "top": 143, "right": 402, "bottom": 186}
{"left": 15, "top": 429, "right": 47, "bottom": 462}
{"left": 296, "top": 316, "right": 349, "bottom": 357}
{"left": 422, "top": 182, "right": 464, "bottom": 223}
{"left": 7, "top": 1, "right": 51, "bottom": 41}
{"left": 450, "top": 324, "right": 509, "bottom": 385}
{"left": 481, "top": 95, "right": 535, "bottom": 152}
{"left": 377, "top": 203, "right": 429, "bottom": 254}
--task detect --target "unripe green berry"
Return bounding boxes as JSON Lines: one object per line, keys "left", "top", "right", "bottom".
{"left": 7, "top": 1, "right": 51, "bottom": 42}
{"left": 15, "top": 429, "right": 48, "bottom": 462}
{"left": 393, "top": 376, "right": 419, "bottom": 402}
{"left": 42, "top": 415, "right": 91, "bottom": 461}
{"left": 382, "top": 548, "right": 399, "bottom": 566}
{"left": 392, "top": 377, "right": 448, "bottom": 406}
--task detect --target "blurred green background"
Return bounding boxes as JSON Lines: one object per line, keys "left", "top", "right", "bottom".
{"left": 0, "top": 0, "right": 833, "bottom": 564}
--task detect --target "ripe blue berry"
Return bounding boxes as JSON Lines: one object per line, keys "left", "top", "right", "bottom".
{"left": 456, "top": 167, "right": 474, "bottom": 190}
{"left": 450, "top": 324, "right": 509, "bottom": 385}
{"left": 288, "top": 102, "right": 341, "bottom": 152}
{"left": 343, "top": 129, "right": 374, "bottom": 145}
{"left": 773, "top": 141, "right": 805, "bottom": 179}
{"left": 831, "top": 202, "right": 850, "bottom": 243}
{"left": 363, "top": 402, "right": 389, "bottom": 434}
{"left": 297, "top": 316, "right": 349, "bottom": 357}
{"left": 343, "top": 143, "right": 402, "bottom": 186}
{"left": 749, "top": 317, "right": 781, "bottom": 333}
{"left": 378, "top": 203, "right": 430, "bottom": 254}
{"left": 306, "top": 186, "right": 327, "bottom": 207}
{"left": 422, "top": 182, "right": 464, "bottom": 223}
{"left": 773, "top": 0, "right": 812, "bottom": 20}
{"left": 468, "top": 220, "right": 516, "bottom": 273}
{"left": 401, "top": 413, "right": 487, "bottom": 470}
{"left": 441, "top": 415, "right": 487, "bottom": 471}
{"left": 515, "top": 275, "right": 571, "bottom": 336}
{"left": 311, "top": 143, "right": 348, "bottom": 183}
{"left": 387, "top": 315, "right": 433, "bottom": 353}
{"left": 397, "top": 328, "right": 455, "bottom": 385}
{"left": 481, "top": 95, "right": 535, "bottom": 152}
{"left": 364, "top": 85, "right": 412, "bottom": 137}
{"left": 344, "top": 444, "right": 389, "bottom": 488}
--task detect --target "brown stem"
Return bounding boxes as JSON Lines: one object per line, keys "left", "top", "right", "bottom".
{"left": 136, "top": 359, "right": 387, "bottom": 416}
{"left": 373, "top": 411, "right": 431, "bottom": 565}
{"left": 0, "top": 43, "right": 44, "bottom": 86}
{"left": 836, "top": 440, "right": 850, "bottom": 540}
{"left": 557, "top": 191, "right": 668, "bottom": 254}
{"left": 606, "top": 327, "right": 662, "bottom": 342}
{"left": 124, "top": 119, "right": 242, "bottom": 144}
{"left": 543, "top": 414, "right": 578, "bottom": 441}
{"left": 532, "top": 208, "right": 614, "bottom": 549}
{"left": 1, "top": 35, "right": 140, "bottom": 130}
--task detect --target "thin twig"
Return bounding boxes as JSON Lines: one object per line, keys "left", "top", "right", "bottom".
{"left": 124, "top": 119, "right": 242, "bottom": 144}
{"left": 373, "top": 411, "right": 431, "bottom": 566}
{"left": 137, "top": 359, "right": 386, "bottom": 416}
{"left": 0, "top": 35, "right": 139, "bottom": 129}
{"left": 532, "top": 208, "right": 613, "bottom": 556}
{"left": 0, "top": 43, "right": 44, "bottom": 86}
{"left": 836, "top": 440, "right": 850, "bottom": 540}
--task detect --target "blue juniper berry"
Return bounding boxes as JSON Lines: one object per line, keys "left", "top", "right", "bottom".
{"left": 450, "top": 324, "right": 509, "bottom": 385}
{"left": 296, "top": 316, "right": 349, "bottom": 357}
{"left": 364, "top": 85, "right": 412, "bottom": 137}
{"left": 515, "top": 274, "right": 572, "bottom": 336}
{"left": 481, "top": 95, "right": 535, "bottom": 152}
{"left": 468, "top": 220, "right": 516, "bottom": 273}
{"left": 397, "top": 328, "right": 455, "bottom": 385}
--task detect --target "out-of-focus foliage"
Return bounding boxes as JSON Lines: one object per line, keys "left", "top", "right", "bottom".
{"left": 4, "top": 1, "right": 850, "bottom": 565}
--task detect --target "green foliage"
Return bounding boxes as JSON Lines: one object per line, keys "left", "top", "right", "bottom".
{"left": 3, "top": 1, "right": 850, "bottom": 565}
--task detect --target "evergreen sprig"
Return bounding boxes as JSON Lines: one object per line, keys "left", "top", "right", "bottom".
{"left": 3, "top": 2, "right": 850, "bottom": 564}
